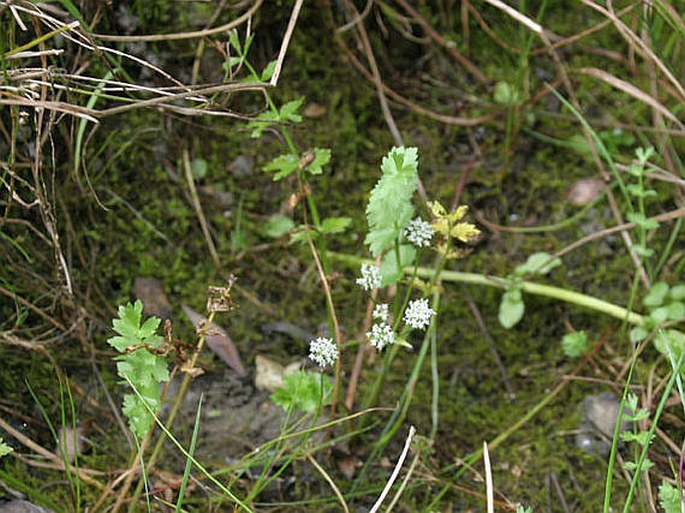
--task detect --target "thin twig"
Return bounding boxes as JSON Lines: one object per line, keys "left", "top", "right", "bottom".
{"left": 183, "top": 148, "right": 220, "bottom": 268}
{"left": 270, "top": 0, "right": 304, "bottom": 86}
{"left": 92, "top": 0, "right": 264, "bottom": 42}
{"left": 369, "top": 425, "right": 416, "bottom": 513}
{"left": 306, "top": 453, "right": 350, "bottom": 513}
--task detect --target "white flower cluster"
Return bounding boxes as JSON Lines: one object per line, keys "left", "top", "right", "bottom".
{"left": 404, "top": 217, "right": 434, "bottom": 248}
{"left": 367, "top": 322, "right": 395, "bottom": 351}
{"left": 403, "top": 298, "right": 436, "bottom": 330}
{"left": 308, "top": 337, "right": 338, "bottom": 368}
{"left": 356, "top": 263, "right": 382, "bottom": 291}
{"left": 372, "top": 303, "right": 389, "bottom": 321}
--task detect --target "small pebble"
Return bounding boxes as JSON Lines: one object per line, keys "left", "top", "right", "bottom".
{"left": 566, "top": 177, "right": 606, "bottom": 206}
{"left": 575, "top": 391, "right": 633, "bottom": 456}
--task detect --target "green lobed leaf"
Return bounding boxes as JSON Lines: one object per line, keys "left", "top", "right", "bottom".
{"left": 493, "top": 81, "right": 521, "bottom": 105}
{"left": 271, "top": 371, "right": 332, "bottom": 413}
{"left": 260, "top": 60, "right": 277, "bottom": 81}
{"left": 279, "top": 98, "right": 304, "bottom": 123}
{"left": 667, "top": 302, "right": 685, "bottom": 321}
{"left": 644, "top": 282, "right": 669, "bottom": 307}
{"left": 629, "top": 326, "right": 648, "bottom": 344}
{"left": 0, "top": 438, "right": 12, "bottom": 458}
{"left": 514, "top": 252, "right": 562, "bottom": 276}
{"left": 228, "top": 30, "right": 242, "bottom": 55}
{"left": 498, "top": 288, "right": 525, "bottom": 329}
{"left": 319, "top": 216, "right": 351, "bottom": 234}
{"left": 107, "top": 301, "right": 170, "bottom": 439}
{"left": 249, "top": 110, "right": 279, "bottom": 139}
{"left": 632, "top": 244, "right": 654, "bottom": 258}
{"left": 263, "top": 154, "right": 298, "bottom": 180}
{"left": 654, "top": 329, "right": 685, "bottom": 368}
{"left": 364, "top": 147, "right": 418, "bottom": 256}
{"left": 562, "top": 331, "right": 588, "bottom": 357}
{"left": 305, "top": 148, "right": 331, "bottom": 175}
{"left": 658, "top": 482, "right": 681, "bottom": 513}
{"left": 627, "top": 212, "right": 659, "bottom": 230}
{"left": 670, "top": 284, "right": 685, "bottom": 300}
{"left": 264, "top": 215, "right": 295, "bottom": 238}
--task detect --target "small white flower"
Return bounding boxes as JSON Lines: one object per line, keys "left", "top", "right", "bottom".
{"left": 308, "top": 337, "right": 338, "bottom": 368}
{"left": 403, "top": 298, "right": 436, "bottom": 330}
{"left": 404, "top": 217, "right": 434, "bottom": 248}
{"left": 366, "top": 322, "right": 395, "bottom": 351}
{"left": 356, "top": 263, "right": 382, "bottom": 291}
{"left": 372, "top": 303, "right": 389, "bottom": 321}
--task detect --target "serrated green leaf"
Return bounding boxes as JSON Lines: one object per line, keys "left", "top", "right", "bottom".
{"left": 140, "top": 316, "right": 162, "bottom": 342}
{"left": 636, "top": 146, "right": 655, "bottom": 164}
{"left": 191, "top": 158, "right": 208, "bottom": 180}
{"left": 264, "top": 215, "right": 295, "bottom": 238}
{"left": 644, "top": 282, "right": 669, "bottom": 307}
{"left": 627, "top": 163, "right": 645, "bottom": 177}
{"left": 289, "top": 228, "right": 315, "bottom": 245}
{"left": 667, "top": 302, "right": 685, "bottom": 321}
{"left": 627, "top": 212, "right": 659, "bottom": 230}
{"left": 226, "top": 56, "right": 242, "bottom": 68}
{"left": 627, "top": 408, "right": 650, "bottom": 422}
{"left": 123, "top": 393, "right": 155, "bottom": 439}
{"left": 108, "top": 301, "right": 169, "bottom": 439}
{"left": 670, "top": 284, "right": 685, "bottom": 300}
{"left": 651, "top": 306, "right": 670, "bottom": 324}
{"left": 625, "top": 393, "right": 639, "bottom": 412}
{"left": 658, "top": 481, "right": 681, "bottom": 513}
{"left": 229, "top": 30, "right": 242, "bottom": 54}
{"left": 260, "top": 60, "right": 277, "bottom": 81}
{"left": 320, "top": 216, "right": 351, "bottom": 234}
{"left": 562, "top": 331, "right": 588, "bottom": 357}
{"left": 515, "top": 252, "right": 562, "bottom": 276}
{"left": 112, "top": 300, "right": 144, "bottom": 339}
{"left": 305, "top": 148, "right": 331, "bottom": 175}
{"left": 493, "top": 81, "right": 521, "bottom": 105}
{"left": 271, "top": 371, "right": 332, "bottom": 413}
{"left": 108, "top": 335, "right": 133, "bottom": 352}
{"left": 632, "top": 244, "right": 654, "bottom": 258}
{"left": 279, "top": 98, "right": 304, "bottom": 123}
{"left": 654, "top": 329, "right": 685, "bottom": 367}
{"left": 629, "top": 326, "right": 648, "bottom": 344}
{"left": 263, "top": 154, "right": 298, "bottom": 180}
{"left": 621, "top": 431, "right": 651, "bottom": 446}
{"left": 364, "top": 147, "right": 418, "bottom": 256}
{"left": 0, "top": 438, "right": 13, "bottom": 458}
{"left": 499, "top": 290, "right": 525, "bottom": 329}
{"left": 380, "top": 244, "right": 416, "bottom": 286}
{"left": 623, "top": 459, "right": 653, "bottom": 471}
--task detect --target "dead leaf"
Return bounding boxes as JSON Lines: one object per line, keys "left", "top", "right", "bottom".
{"left": 181, "top": 304, "right": 246, "bottom": 376}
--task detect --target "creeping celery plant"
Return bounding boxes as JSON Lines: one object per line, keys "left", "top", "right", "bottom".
{"left": 107, "top": 300, "right": 170, "bottom": 438}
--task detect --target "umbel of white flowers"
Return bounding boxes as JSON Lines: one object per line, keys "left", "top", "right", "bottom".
{"left": 356, "top": 263, "right": 382, "bottom": 291}
{"left": 403, "top": 217, "right": 434, "bottom": 248}
{"left": 308, "top": 337, "right": 338, "bottom": 368}
{"left": 403, "top": 298, "right": 435, "bottom": 330}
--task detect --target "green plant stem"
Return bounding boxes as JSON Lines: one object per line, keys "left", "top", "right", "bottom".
{"left": 619, "top": 350, "right": 684, "bottom": 513}
{"left": 377, "top": 292, "right": 441, "bottom": 449}
{"left": 603, "top": 343, "right": 639, "bottom": 513}
{"left": 331, "top": 253, "right": 645, "bottom": 326}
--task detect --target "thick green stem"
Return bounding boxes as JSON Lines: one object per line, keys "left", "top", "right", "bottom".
{"left": 331, "top": 252, "right": 645, "bottom": 326}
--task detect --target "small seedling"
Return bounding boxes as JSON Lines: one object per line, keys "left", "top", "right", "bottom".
{"left": 107, "top": 300, "right": 170, "bottom": 439}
